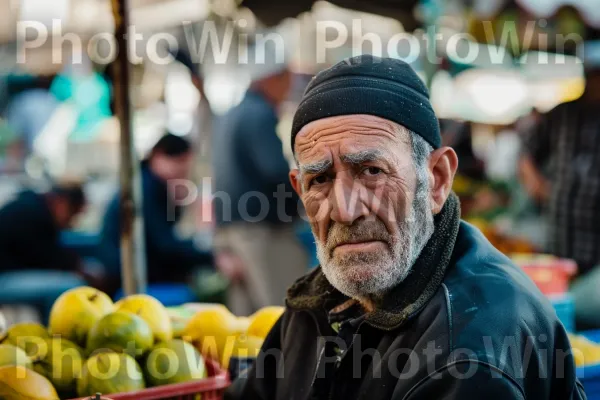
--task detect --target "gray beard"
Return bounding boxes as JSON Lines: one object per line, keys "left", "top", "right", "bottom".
{"left": 316, "top": 194, "right": 435, "bottom": 302}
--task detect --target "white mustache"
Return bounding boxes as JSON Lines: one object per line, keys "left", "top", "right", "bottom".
{"left": 325, "top": 220, "right": 391, "bottom": 251}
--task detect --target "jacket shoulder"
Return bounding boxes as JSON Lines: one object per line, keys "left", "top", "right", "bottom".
{"left": 442, "top": 222, "right": 565, "bottom": 388}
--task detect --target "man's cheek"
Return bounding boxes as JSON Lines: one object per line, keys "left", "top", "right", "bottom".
{"left": 361, "top": 183, "right": 393, "bottom": 222}
{"left": 303, "top": 192, "right": 329, "bottom": 222}
{"left": 374, "top": 190, "right": 403, "bottom": 228}
{"left": 303, "top": 193, "right": 331, "bottom": 242}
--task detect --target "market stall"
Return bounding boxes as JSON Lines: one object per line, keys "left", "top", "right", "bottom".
{"left": 1, "top": 0, "right": 600, "bottom": 398}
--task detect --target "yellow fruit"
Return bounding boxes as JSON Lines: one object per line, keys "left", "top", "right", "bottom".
{"left": 115, "top": 294, "right": 173, "bottom": 343}
{"left": 569, "top": 334, "right": 600, "bottom": 367}
{"left": 77, "top": 352, "right": 145, "bottom": 396}
{"left": 222, "top": 335, "right": 264, "bottom": 370}
{"left": 32, "top": 338, "right": 83, "bottom": 395}
{"left": 182, "top": 308, "right": 243, "bottom": 364}
{"left": 0, "top": 365, "right": 59, "bottom": 399}
{"left": 248, "top": 307, "right": 284, "bottom": 339}
{"left": 2, "top": 323, "right": 49, "bottom": 358}
{"left": 49, "top": 287, "right": 114, "bottom": 347}
{"left": 86, "top": 311, "right": 154, "bottom": 358}
{"left": 143, "top": 339, "right": 207, "bottom": 387}
{"left": 0, "top": 344, "right": 32, "bottom": 369}
{"left": 236, "top": 317, "right": 251, "bottom": 334}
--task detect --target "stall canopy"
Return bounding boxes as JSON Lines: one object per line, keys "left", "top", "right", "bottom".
{"left": 240, "top": 0, "right": 422, "bottom": 31}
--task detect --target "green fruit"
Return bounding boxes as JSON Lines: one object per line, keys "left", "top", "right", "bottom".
{"left": 0, "top": 344, "right": 32, "bottom": 369}
{"left": 86, "top": 311, "right": 154, "bottom": 358}
{"left": 144, "top": 339, "right": 206, "bottom": 387}
{"left": 2, "top": 323, "right": 50, "bottom": 358}
{"left": 32, "top": 338, "right": 83, "bottom": 396}
{"left": 77, "top": 352, "right": 145, "bottom": 396}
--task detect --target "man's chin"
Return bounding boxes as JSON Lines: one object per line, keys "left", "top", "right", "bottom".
{"left": 321, "top": 257, "right": 412, "bottom": 300}
{"left": 324, "top": 261, "right": 381, "bottom": 292}
{"left": 343, "top": 263, "right": 379, "bottom": 281}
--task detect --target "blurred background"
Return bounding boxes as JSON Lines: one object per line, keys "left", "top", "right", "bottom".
{"left": 0, "top": 0, "right": 599, "bottom": 345}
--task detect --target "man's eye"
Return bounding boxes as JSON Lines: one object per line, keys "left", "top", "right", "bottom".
{"left": 362, "top": 166, "right": 382, "bottom": 176}
{"left": 310, "top": 175, "right": 329, "bottom": 186}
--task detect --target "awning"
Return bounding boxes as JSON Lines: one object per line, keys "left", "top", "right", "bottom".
{"left": 240, "top": 0, "right": 422, "bottom": 31}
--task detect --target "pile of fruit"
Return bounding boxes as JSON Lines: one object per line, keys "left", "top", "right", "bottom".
{"left": 182, "top": 304, "right": 283, "bottom": 371}
{"left": 569, "top": 334, "right": 600, "bottom": 368}
{"left": 0, "top": 286, "right": 283, "bottom": 399}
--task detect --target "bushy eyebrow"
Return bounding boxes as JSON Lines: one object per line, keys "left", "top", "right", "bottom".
{"left": 339, "top": 149, "right": 384, "bottom": 165}
{"left": 299, "top": 149, "right": 385, "bottom": 175}
{"left": 300, "top": 159, "right": 333, "bottom": 175}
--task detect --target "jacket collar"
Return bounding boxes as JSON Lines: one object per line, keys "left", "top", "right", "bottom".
{"left": 286, "top": 192, "right": 461, "bottom": 331}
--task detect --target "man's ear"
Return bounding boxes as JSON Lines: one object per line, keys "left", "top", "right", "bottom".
{"left": 289, "top": 169, "right": 303, "bottom": 197}
{"left": 428, "top": 146, "right": 458, "bottom": 214}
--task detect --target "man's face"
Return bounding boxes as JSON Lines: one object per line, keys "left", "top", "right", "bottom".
{"left": 262, "top": 70, "right": 292, "bottom": 105}
{"left": 52, "top": 198, "right": 84, "bottom": 229}
{"left": 151, "top": 151, "right": 194, "bottom": 182}
{"left": 290, "top": 115, "right": 435, "bottom": 300}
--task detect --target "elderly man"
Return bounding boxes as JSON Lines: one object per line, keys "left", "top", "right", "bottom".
{"left": 228, "top": 56, "right": 585, "bottom": 399}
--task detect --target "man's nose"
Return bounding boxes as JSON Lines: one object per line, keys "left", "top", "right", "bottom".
{"left": 330, "top": 176, "right": 368, "bottom": 225}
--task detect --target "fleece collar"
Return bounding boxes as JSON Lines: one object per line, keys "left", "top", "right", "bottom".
{"left": 286, "top": 192, "right": 461, "bottom": 331}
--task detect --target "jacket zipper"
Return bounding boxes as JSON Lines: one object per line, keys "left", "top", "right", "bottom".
{"left": 306, "top": 310, "right": 330, "bottom": 400}
{"left": 327, "top": 321, "right": 367, "bottom": 400}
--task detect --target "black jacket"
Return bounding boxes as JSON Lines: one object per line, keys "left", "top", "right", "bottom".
{"left": 0, "top": 190, "right": 80, "bottom": 272}
{"left": 230, "top": 195, "right": 586, "bottom": 400}
{"left": 100, "top": 163, "right": 213, "bottom": 282}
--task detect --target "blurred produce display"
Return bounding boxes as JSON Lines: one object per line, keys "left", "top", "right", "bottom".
{"left": 0, "top": 285, "right": 283, "bottom": 398}
{"left": 467, "top": 217, "right": 537, "bottom": 255}
{"left": 570, "top": 333, "right": 600, "bottom": 368}
{"left": 0, "top": 287, "right": 226, "bottom": 398}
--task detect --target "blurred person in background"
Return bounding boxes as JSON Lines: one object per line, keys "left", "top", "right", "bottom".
{"left": 101, "top": 133, "right": 213, "bottom": 285}
{"left": 519, "top": 42, "right": 600, "bottom": 328}
{"left": 212, "top": 48, "right": 307, "bottom": 315}
{"left": 0, "top": 182, "right": 90, "bottom": 319}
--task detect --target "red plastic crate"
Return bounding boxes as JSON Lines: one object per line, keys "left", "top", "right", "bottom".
{"left": 71, "top": 359, "right": 229, "bottom": 400}
{"left": 517, "top": 256, "right": 577, "bottom": 296}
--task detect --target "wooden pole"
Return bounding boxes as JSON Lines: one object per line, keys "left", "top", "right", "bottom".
{"left": 111, "top": 0, "right": 147, "bottom": 295}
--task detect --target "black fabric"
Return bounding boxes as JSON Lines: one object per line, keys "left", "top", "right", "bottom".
{"left": 228, "top": 218, "right": 587, "bottom": 399}
{"left": 0, "top": 190, "right": 80, "bottom": 272}
{"left": 100, "top": 162, "right": 213, "bottom": 282}
{"left": 291, "top": 55, "right": 441, "bottom": 152}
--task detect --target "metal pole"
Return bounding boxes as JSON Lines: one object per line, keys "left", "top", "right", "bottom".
{"left": 111, "top": 0, "right": 147, "bottom": 294}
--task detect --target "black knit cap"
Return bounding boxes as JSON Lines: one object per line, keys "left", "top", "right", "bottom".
{"left": 291, "top": 55, "right": 441, "bottom": 151}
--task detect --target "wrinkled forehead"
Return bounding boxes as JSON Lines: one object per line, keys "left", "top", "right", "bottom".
{"left": 294, "top": 114, "right": 411, "bottom": 164}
